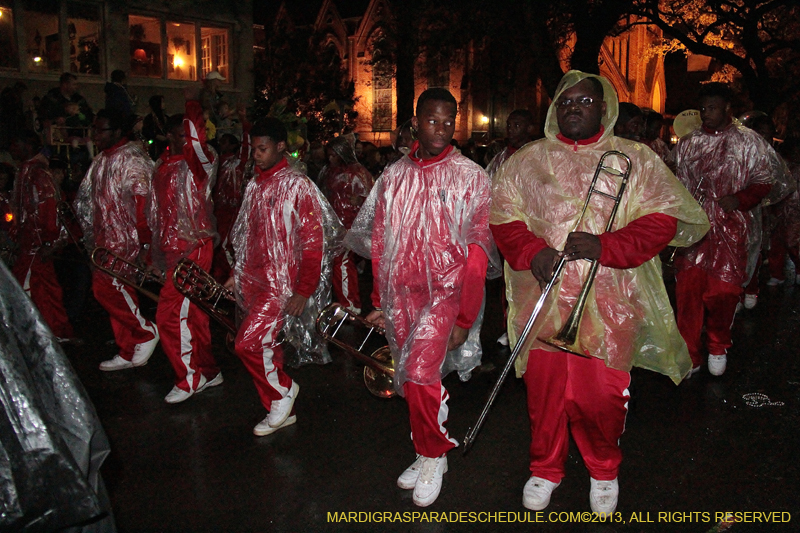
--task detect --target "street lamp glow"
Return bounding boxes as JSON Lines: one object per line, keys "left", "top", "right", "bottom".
{"left": 480, "top": 115, "right": 489, "bottom": 125}
{"left": 173, "top": 55, "right": 184, "bottom": 68}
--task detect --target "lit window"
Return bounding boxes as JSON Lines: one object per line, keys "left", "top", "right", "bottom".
{"left": 0, "top": 3, "right": 19, "bottom": 70}
{"left": 167, "top": 21, "right": 196, "bottom": 81}
{"left": 372, "top": 60, "right": 392, "bottom": 132}
{"left": 24, "top": 1, "right": 60, "bottom": 72}
{"left": 68, "top": 2, "right": 101, "bottom": 75}
{"left": 201, "top": 26, "right": 228, "bottom": 80}
{"left": 129, "top": 15, "right": 162, "bottom": 78}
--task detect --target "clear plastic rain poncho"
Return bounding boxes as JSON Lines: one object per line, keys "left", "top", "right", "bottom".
{"left": 318, "top": 136, "right": 374, "bottom": 228}
{"left": 0, "top": 261, "right": 114, "bottom": 532}
{"left": 345, "top": 147, "right": 501, "bottom": 392}
{"left": 230, "top": 160, "right": 344, "bottom": 366}
{"left": 213, "top": 132, "right": 249, "bottom": 217}
{"left": 148, "top": 101, "right": 218, "bottom": 271}
{"left": 74, "top": 140, "right": 154, "bottom": 262}
{"left": 673, "top": 121, "right": 774, "bottom": 286}
{"left": 485, "top": 146, "right": 514, "bottom": 179}
{"left": 777, "top": 162, "right": 800, "bottom": 251}
{"left": 490, "top": 70, "right": 710, "bottom": 384}
{"left": 12, "top": 155, "right": 64, "bottom": 253}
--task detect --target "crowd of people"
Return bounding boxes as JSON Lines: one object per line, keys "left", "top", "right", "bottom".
{"left": 1, "top": 67, "right": 797, "bottom": 516}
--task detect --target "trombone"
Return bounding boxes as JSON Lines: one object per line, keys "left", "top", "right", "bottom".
{"left": 172, "top": 258, "right": 238, "bottom": 335}
{"left": 316, "top": 303, "right": 395, "bottom": 398}
{"left": 91, "top": 246, "right": 165, "bottom": 302}
{"left": 462, "top": 150, "right": 631, "bottom": 453}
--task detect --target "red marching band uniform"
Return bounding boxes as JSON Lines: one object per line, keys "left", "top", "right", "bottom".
{"left": 148, "top": 100, "right": 221, "bottom": 398}
{"left": 11, "top": 153, "right": 73, "bottom": 338}
{"left": 75, "top": 138, "right": 159, "bottom": 367}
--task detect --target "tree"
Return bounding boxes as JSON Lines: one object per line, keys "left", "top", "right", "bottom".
{"left": 634, "top": 0, "right": 800, "bottom": 113}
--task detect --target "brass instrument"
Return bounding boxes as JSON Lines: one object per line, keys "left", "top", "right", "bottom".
{"left": 91, "top": 246, "right": 165, "bottom": 302}
{"left": 172, "top": 258, "right": 238, "bottom": 335}
{"left": 664, "top": 176, "right": 706, "bottom": 266}
{"left": 316, "top": 303, "right": 395, "bottom": 398}
{"left": 463, "top": 150, "right": 632, "bottom": 453}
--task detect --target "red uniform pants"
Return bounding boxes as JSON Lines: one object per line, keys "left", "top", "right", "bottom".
{"left": 524, "top": 348, "right": 630, "bottom": 483}
{"left": 156, "top": 242, "right": 219, "bottom": 391}
{"left": 234, "top": 297, "right": 293, "bottom": 409}
{"left": 332, "top": 250, "right": 361, "bottom": 312}
{"left": 13, "top": 251, "right": 73, "bottom": 338}
{"left": 675, "top": 266, "right": 742, "bottom": 367}
{"left": 93, "top": 270, "right": 158, "bottom": 360}
{"left": 404, "top": 381, "right": 459, "bottom": 458}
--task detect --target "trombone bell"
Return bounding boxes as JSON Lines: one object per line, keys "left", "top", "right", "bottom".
{"left": 316, "top": 303, "right": 395, "bottom": 398}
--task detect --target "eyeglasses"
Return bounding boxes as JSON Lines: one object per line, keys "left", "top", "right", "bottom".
{"left": 555, "top": 96, "right": 598, "bottom": 109}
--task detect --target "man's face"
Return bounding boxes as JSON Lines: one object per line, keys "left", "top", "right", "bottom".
{"left": 326, "top": 146, "right": 343, "bottom": 167}
{"left": 252, "top": 136, "right": 286, "bottom": 171}
{"left": 506, "top": 116, "right": 533, "bottom": 148}
{"left": 555, "top": 79, "right": 606, "bottom": 142}
{"left": 167, "top": 125, "right": 186, "bottom": 153}
{"left": 62, "top": 78, "right": 78, "bottom": 96}
{"left": 616, "top": 115, "right": 644, "bottom": 141}
{"left": 700, "top": 96, "right": 731, "bottom": 132}
{"left": 412, "top": 99, "right": 457, "bottom": 158}
{"left": 92, "top": 117, "right": 121, "bottom": 151}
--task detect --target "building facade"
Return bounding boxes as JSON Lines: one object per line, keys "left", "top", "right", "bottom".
{"left": 0, "top": 0, "right": 253, "bottom": 125}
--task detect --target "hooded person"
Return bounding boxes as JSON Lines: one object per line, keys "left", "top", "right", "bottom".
{"left": 318, "top": 135, "right": 374, "bottom": 313}
{"left": 490, "top": 71, "right": 709, "bottom": 514}
{"left": 672, "top": 83, "right": 774, "bottom": 377}
{"left": 345, "top": 88, "right": 501, "bottom": 507}
{"left": 75, "top": 109, "right": 159, "bottom": 371}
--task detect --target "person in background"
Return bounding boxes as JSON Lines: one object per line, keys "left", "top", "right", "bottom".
{"left": 614, "top": 102, "right": 643, "bottom": 142}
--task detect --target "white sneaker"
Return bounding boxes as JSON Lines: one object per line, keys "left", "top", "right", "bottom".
{"left": 253, "top": 414, "right": 297, "bottom": 436}
{"left": 708, "top": 353, "right": 727, "bottom": 376}
{"left": 766, "top": 277, "right": 785, "bottom": 287}
{"left": 523, "top": 476, "right": 560, "bottom": 511}
{"left": 99, "top": 354, "right": 136, "bottom": 371}
{"left": 412, "top": 456, "right": 447, "bottom": 507}
{"left": 590, "top": 477, "right": 619, "bottom": 514}
{"left": 197, "top": 372, "right": 224, "bottom": 392}
{"left": 131, "top": 329, "right": 160, "bottom": 366}
{"left": 398, "top": 454, "right": 450, "bottom": 490}
{"left": 267, "top": 381, "right": 299, "bottom": 428}
{"left": 735, "top": 302, "right": 743, "bottom": 314}
{"left": 685, "top": 365, "right": 701, "bottom": 379}
{"left": 744, "top": 294, "right": 757, "bottom": 309}
{"left": 497, "top": 332, "right": 509, "bottom": 346}
{"left": 164, "top": 374, "right": 208, "bottom": 404}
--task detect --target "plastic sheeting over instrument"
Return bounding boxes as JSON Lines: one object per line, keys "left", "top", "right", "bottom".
{"left": 0, "top": 261, "right": 114, "bottom": 532}
{"left": 490, "top": 70, "right": 710, "bottom": 384}
{"left": 345, "top": 147, "right": 500, "bottom": 392}
{"left": 230, "top": 161, "right": 344, "bottom": 366}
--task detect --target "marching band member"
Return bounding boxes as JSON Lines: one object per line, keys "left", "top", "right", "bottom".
{"left": 490, "top": 71, "right": 708, "bottom": 514}
{"left": 148, "top": 86, "right": 222, "bottom": 403}
{"left": 75, "top": 109, "right": 159, "bottom": 370}
{"left": 673, "top": 83, "right": 774, "bottom": 376}
{"left": 8, "top": 130, "right": 73, "bottom": 339}
{"left": 211, "top": 104, "right": 250, "bottom": 283}
{"left": 347, "top": 88, "right": 499, "bottom": 507}
{"left": 318, "top": 135, "right": 374, "bottom": 314}
{"left": 226, "top": 117, "right": 343, "bottom": 436}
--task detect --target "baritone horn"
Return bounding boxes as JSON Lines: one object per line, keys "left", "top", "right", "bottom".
{"left": 463, "top": 150, "right": 631, "bottom": 454}
{"left": 91, "top": 246, "right": 164, "bottom": 302}
{"left": 316, "top": 303, "right": 395, "bottom": 398}
{"left": 172, "top": 258, "right": 238, "bottom": 335}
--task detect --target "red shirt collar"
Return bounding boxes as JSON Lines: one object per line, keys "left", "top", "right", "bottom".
{"left": 256, "top": 157, "right": 289, "bottom": 181}
{"left": 104, "top": 137, "right": 129, "bottom": 154}
{"left": 556, "top": 126, "right": 605, "bottom": 150}
{"left": 506, "top": 145, "right": 519, "bottom": 156}
{"left": 408, "top": 141, "right": 453, "bottom": 167}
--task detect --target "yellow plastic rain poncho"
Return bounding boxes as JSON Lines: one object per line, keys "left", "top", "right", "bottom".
{"left": 490, "top": 70, "right": 710, "bottom": 384}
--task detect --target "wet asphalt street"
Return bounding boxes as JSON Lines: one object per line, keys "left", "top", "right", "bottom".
{"left": 62, "top": 268, "right": 799, "bottom": 533}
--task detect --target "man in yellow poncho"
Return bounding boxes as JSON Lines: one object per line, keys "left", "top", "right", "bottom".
{"left": 490, "top": 71, "right": 709, "bottom": 514}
